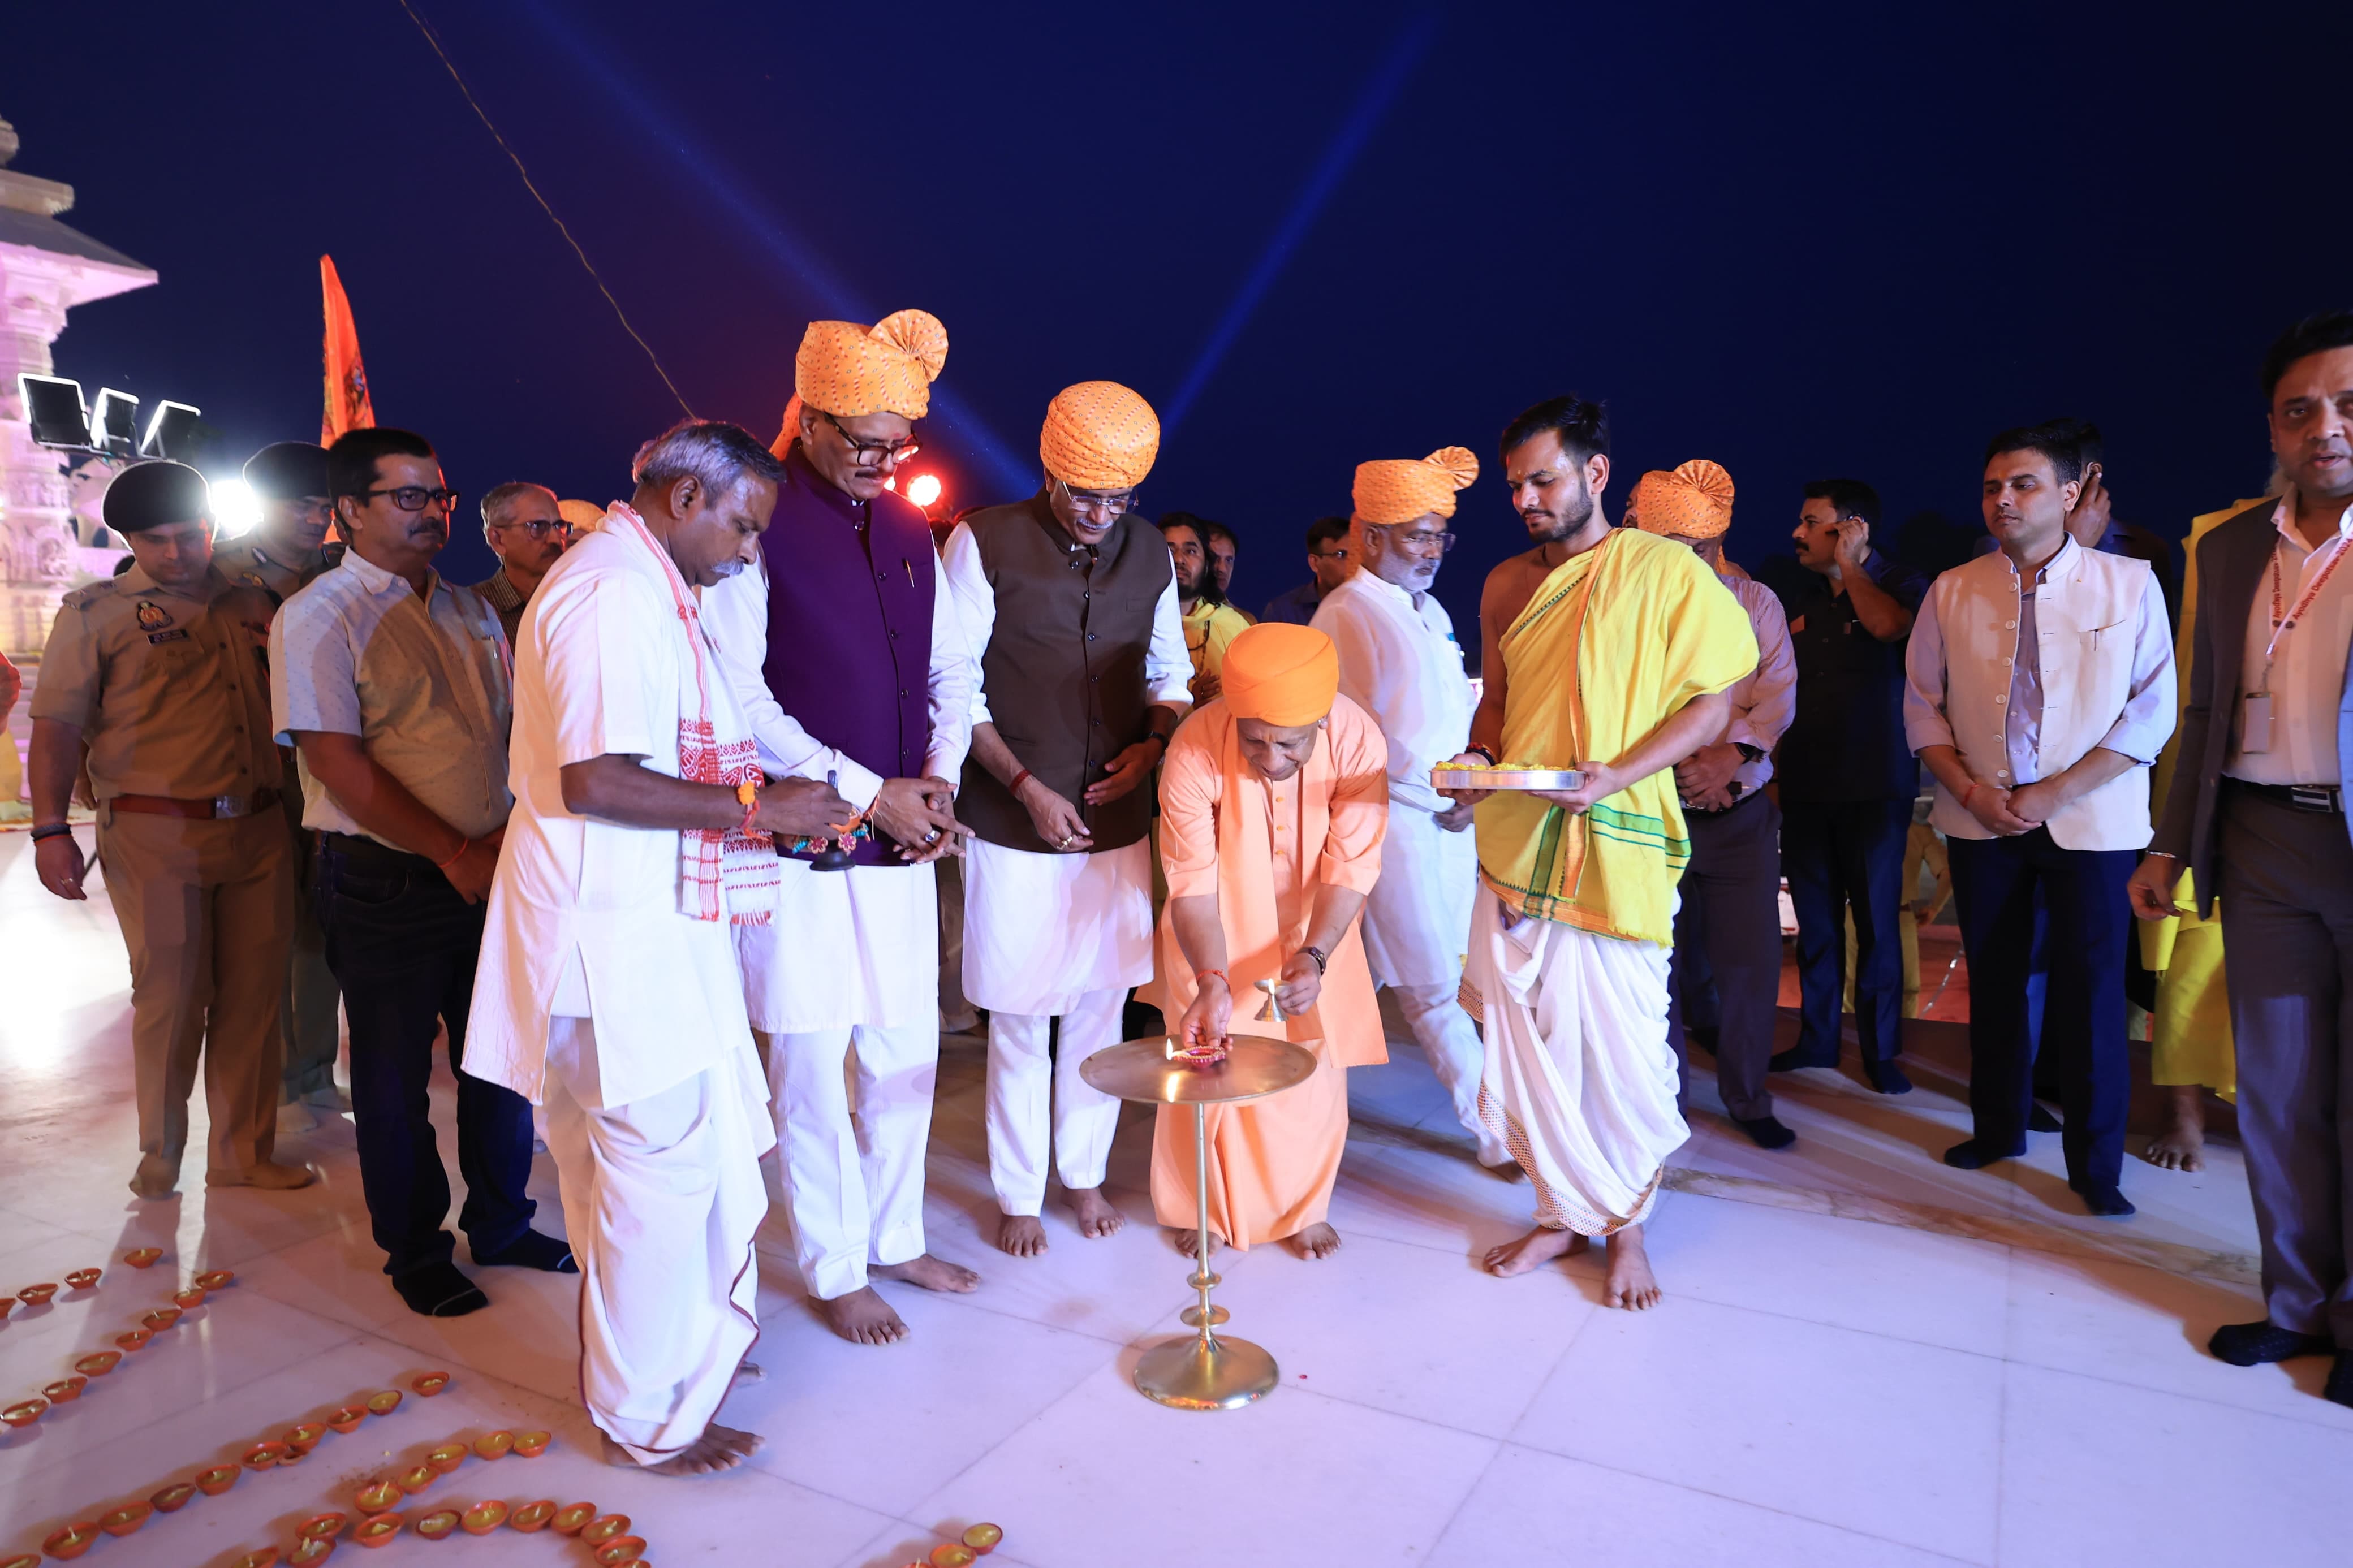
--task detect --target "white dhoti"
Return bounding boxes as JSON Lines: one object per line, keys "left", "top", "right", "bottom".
{"left": 1467, "top": 883, "right": 1687, "bottom": 1234}
{"left": 1363, "top": 806, "right": 1502, "bottom": 1164}
{"left": 738, "top": 858, "right": 940, "bottom": 1300}
{"left": 542, "top": 1016, "right": 772, "bottom": 1466}
{"left": 963, "top": 836, "right": 1154, "bottom": 1213}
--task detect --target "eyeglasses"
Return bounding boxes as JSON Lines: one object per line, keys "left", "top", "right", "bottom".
{"left": 1057, "top": 480, "right": 1137, "bottom": 519}
{"left": 1312, "top": 547, "right": 1351, "bottom": 561}
{"left": 491, "top": 518, "right": 571, "bottom": 540}
{"left": 1369, "top": 525, "right": 1456, "bottom": 555}
{"left": 359, "top": 486, "right": 460, "bottom": 515}
{"left": 822, "top": 411, "right": 919, "bottom": 466}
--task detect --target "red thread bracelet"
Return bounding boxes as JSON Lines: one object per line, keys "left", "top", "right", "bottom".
{"left": 1010, "top": 768, "right": 1034, "bottom": 794}
{"left": 1196, "top": 967, "right": 1228, "bottom": 987}
{"left": 436, "top": 836, "right": 471, "bottom": 871}
{"left": 1962, "top": 783, "right": 1979, "bottom": 811}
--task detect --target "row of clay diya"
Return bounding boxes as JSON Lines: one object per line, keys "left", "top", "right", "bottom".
{"left": 1, "top": 1267, "right": 236, "bottom": 1433}
{"left": 216, "top": 1494, "right": 654, "bottom": 1565}
{"left": 19, "top": 1371, "right": 453, "bottom": 1562}
{"left": 350, "top": 1420, "right": 555, "bottom": 1512}
{"left": 0, "top": 1248, "right": 175, "bottom": 1323}
{"left": 905, "top": 1524, "right": 1008, "bottom": 1567}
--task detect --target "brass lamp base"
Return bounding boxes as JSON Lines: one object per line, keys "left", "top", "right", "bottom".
{"left": 1134, "top": 1332, "right": 1278, "bottom": 1411}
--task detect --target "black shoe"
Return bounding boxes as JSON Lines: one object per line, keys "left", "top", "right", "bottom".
{"left": 2208, "top": 1319, "right": 2334, "bottom": 1367}
{"left": 2326, "top": 1351, "right": 2353, "bottom": 1409}
{"left": 1863, "top": 1059, "right": 1913, "bottom": 1095}
{"left": 473, "top": 1229, "right": 579, "bottom": 1273}
{"left": 2028, "top": 1102, "right": 2062, "bottom": 1133}
{"left": 1943, "top": 1137, "right": 2024, "bottom": 1170}
{"left": 1731, "top": 1114, "right": 1796, "bottom": 1150}
{"left": 1769, "top": 1047, "right": 1838, "bottom": 1073}
{"left": 392, "top": 1261, "right": 490, "bottom": 1318}
{"left": 2071, "top": 1181, "right": 2136, "bottom": 1218}
{"left": 1688, "top": 1027, "right": 1721, "bottom": 1057}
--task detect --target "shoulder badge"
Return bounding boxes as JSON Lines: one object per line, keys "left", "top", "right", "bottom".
{"left": 134, "top": 599, "right": 174, "bottom": 633}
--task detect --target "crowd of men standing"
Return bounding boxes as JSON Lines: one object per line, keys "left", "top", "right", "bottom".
{"left": 19, "top": 305, "right": 2353, "bottom": 1471}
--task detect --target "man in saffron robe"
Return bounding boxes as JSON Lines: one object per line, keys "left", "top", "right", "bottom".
{"left": 1142, "top": 623, "right": 1389, "bottom": 1259}
{"left": 1440, "top": 395, "right": 1757, "bottom": 1310}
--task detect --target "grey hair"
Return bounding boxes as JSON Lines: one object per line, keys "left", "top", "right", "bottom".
{"left": 630, "top": 419, "right": 784, "bottom": 496}
{"left": 480, "top": 480, "right": 557, "bottom": 528}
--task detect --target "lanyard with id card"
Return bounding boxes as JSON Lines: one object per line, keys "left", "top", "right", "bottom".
{"left": 2246, "top": 532, "right": 2352, "bottom": 753}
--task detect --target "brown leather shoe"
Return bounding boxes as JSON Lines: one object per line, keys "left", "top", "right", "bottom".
{"left": 207, "top": 1160, "right": 316, "bottom": 1192}
{"left": 129, "top": 1152, "right": 180, "bottom": 1200}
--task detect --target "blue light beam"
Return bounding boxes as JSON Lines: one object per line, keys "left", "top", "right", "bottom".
{"left": 1160, "top": 10, "right": 1442, "bottom": 437}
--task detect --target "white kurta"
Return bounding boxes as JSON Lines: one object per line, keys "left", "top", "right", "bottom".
{"left": 1466, "top": 885, "right": 1688, "bottom": 1234}
{"left": 701, "top": 552, "right": 975, "bottom": 1029}
{"left": 1313, "top": 571, "right": 1476, "bottom": 988}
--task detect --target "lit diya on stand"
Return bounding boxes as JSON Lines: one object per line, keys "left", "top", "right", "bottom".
{"left": 1078, "top": 1030, "right": 1317, "bottom": 1410}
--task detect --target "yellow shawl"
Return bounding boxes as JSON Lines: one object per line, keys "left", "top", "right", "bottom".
{"left": 1475, "top": 528, "right": 1758, "bottom": 947}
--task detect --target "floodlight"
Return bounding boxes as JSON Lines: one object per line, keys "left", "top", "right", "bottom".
{"left": 139, "top": 399, "right": 202, "bottom": 461}
{"left": 92, "top": 387, "right": 141, "bottom": 453}
{"left": 18, "top": 373, "right": 93, "bottom": 448}
{"left": 208, "top": 477, "right": 260, "bottom": 539}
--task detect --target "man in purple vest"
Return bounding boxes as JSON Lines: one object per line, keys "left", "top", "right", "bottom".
{"left": 704, "top": 311, "right": 979, "bottom": 1346}
{"left": 943, "top": 382, "right": 1194, "bottom": 1258}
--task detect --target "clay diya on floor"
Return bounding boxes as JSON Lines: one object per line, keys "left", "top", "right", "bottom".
{"left": 550, "top": 1502, "right": 598, "bottom": 1534}
{"left": 97, "top": 1502, "right": 152, "bottom": 1536}
{"left": 299, "top": 1513, "right": 349, "bottom": 1541}
{"left": 285, "top": 1422, "right": 327, "bottom": 1453}
{"left": 510, "top": 1501, "right": 558, "bottom": 1533}
{"left": 64, "top": 1268, "right": 102, "bottom": 1290}
{"left": 0, "top": 1298, "right": 12, "bottom": 1320}
{"left": 327, "top": 1406, "right": 368, "bottom": 1434}
{"left": 395, "top": 1463, "right": 436, "bottom": 1496}
{"left": 512, "top": 1429, "right": 552, "bottom": 1458}
{"left": 172, "top": 1286, "right": 208, "bottom": 1309}
{"left": 195, "top": 1269, "right": 235, "bottom": 1290}
{"left": 1, "top": 1398, "right": 48, "bottom": 1427}
{"left": 592, "top": 1535, "right": 648, "bottom": 1566}
{"left": 233, "top": 1549, "right": 281, "bottom": 1568}
{"left": 354, "top": 1479, "right": 401, "bottom": 1514}
{"left": 288, "top": 1539, "right": 335, "bottom": 1567}
{"left": 931, "top": 1545, "right": 977, "bottom": 1568}
{"left": 123, "top": 1247, "right": 163, "bottom": 1268}
{"left": 460, "top": 1500, "right": 510, "bottom": 1535}
{"left": 578, "top": 1514, "right": 632, "bottom": 1547}
{"left": 42, "top": 1375, "right": 88, "bottom": 1403}
{"left": 242, "top": 1439, "right": 291, "bottom": 1470}
{"left": 472, "top": 1430, "right": 513, "bottom": 1461}
{"left": 196, "top": 1465, "right": 241, "bottom": 1496}
{"left": 364, "top": 1389, "right": 402, "bottom": 1416}
{"left": 5, "top": 1552, "right": 42, "bottom": 1568}
{"left": 140, "top": 1307, "right": 181, "bottom": 1331}
{"left": 114, "top": 1328, "right": 153, "bottom": 1352}
{"left": 425, "top": 1441, "right": 467, "bottom": 1474}
{"left": 150, "top": 1480, "right": 199, "bottom": 1513}
{"left": 39, "top": 1523, "right": 102, "bottom": 1561}
{"left": 963, "top": 1524, "right": 1005, "bottom": 1554}
{"left": 410, "top": 1370, "right": 451, "bottom": 1397}
{"left": 412, "top": 1509, "right": 461, "bottom": 1541}
{"left": 74, "top": 1351, "right": 122, "bottom": 1377}
{"left": 352, "top": 1514, "right": 403, "bottom": 1549}
{"left": 18, "top": 1283, "right": 59, "bottom": 1306}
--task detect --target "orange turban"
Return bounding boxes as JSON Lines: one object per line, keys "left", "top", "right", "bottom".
{"left": 1631, "top": 460, "right": 1735, "bottom": 539}
{"left": 1352, "top": 446, "right": 1479, "bottom": 525}
{"left": 795, "top": 309, "right": 947, "bottom": 420}
{"left": 1222, "top": 623, "right": 1340, "bottom": 726}
{"left": 557, "top": 499, "right": 605, "bottom": 533}
{"left": 1039, "top": 381, "right": 1160, "bottom": 491}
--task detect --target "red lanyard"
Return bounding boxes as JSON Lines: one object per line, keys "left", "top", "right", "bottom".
{"left": 2265, "top": 530, "right": 2353, "bottom": 669}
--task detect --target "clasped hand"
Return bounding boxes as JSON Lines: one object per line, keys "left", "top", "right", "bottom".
{"left": 869, "top": 776, "right": 971, "bottom": 863}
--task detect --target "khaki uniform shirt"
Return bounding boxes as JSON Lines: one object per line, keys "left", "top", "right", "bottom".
{"left": 210, "top": 534, "right": 338, "bottom": 607}
{"left": 29, "top": 564, "right": 282, "bottom": 802}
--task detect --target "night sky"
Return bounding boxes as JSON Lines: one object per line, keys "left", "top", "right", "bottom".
{"left": 8, "top": 2, "right": 2346, "bottom": 645}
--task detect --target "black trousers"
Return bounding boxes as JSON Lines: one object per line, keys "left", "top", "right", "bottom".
{"left": 1947, "top": 828, "right": 2135, "bottom": 1187}
{"left": 1668, "top": 791, "right": 1783, "bottom": 1121}
{"left": 317, "top": 834, "right": 536, "bottom": 1277}
{"left": 1779, "top": 797, "right": 1912, "bottom": 1066}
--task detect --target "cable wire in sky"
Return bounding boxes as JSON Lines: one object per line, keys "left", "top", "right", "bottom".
{"left": 394, "top": 0, "right": 696, "bottom": 418}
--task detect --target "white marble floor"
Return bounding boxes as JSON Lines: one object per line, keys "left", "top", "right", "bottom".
{"left": 3, "top": 830, "right": 2350, "bottom": 1568}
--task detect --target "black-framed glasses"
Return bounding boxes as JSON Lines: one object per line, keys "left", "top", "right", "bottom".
{"left": 492, "top": 518, "right": 571, "bottom": 540}
{"left": 1312, "top": 546, "right": 1351, "bottom": 561}
{"left": 1369, "top": 524, "right": 1456, "bottom": 555}
{"left": 822, "top": 411, "right": 920, "bottom": 466}
{"left": 360, "top": 486, "right": 460, "bottom": 515}
{"left": 1055, "top": 479, "right": 1137, "bottom": 519}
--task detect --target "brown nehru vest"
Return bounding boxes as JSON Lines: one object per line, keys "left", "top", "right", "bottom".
{"left": 959, "top": 491, "right": 1171, "bottom": 854}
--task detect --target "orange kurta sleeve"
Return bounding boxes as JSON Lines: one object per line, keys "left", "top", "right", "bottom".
{"left": 1316, "top": 697, "right": 1390, "bottom": 897}
{"left": 1157, "top": 712, "right": 1225, "bottom": 901}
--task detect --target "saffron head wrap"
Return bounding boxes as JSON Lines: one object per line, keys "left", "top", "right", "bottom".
{"left": 794, "top": 309, "right": 947, "bottom": 420}
{"left": 1222, "top": 623, "right": 1341, "bottom": 726}
{"left": 1631, "top": 459, "right": 1735, "bottom": 539}
{"left": 1039, "top": 381, "right": 1160, "bottom": 491}
{"left": 557, "top": 499, "right": 606, "bottom": 534}
{"left": 1352, "top": 446, "right": 1479, "bottom": 525}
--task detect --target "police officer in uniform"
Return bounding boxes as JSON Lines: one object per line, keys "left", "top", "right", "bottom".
{"left": 28, "top": 461, "right": 314, "bottom": 1198}
{"left": 213, "top": 440, "right": 347, "bottom": 1133}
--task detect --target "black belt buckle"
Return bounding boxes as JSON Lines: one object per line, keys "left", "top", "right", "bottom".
{"left": 2289, "top": 784, "right": 2341, "bottom": 813}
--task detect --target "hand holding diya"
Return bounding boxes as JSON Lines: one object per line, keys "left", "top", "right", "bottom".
{"left": 1165, "top": 1033, "right": 1231, "bottom": 1067}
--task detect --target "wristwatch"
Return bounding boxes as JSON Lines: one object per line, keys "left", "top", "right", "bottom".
{"left": 1300, "top": 945, "right": 1329, "bottom": 975}
{"left": 1733, "top": 742, "right": 1765, "bottom": 764}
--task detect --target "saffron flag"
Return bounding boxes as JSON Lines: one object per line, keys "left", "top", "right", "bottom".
{"left": 320, "top": 255, "right": 375, "bottom": 445}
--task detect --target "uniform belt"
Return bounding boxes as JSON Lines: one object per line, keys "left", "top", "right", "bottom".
{"left": 317, "top": 831, "right": 437, "bottom": 868}
{"left": 110, "top": 788, "right": 279, "bottom": 820}
{"left": 2228, "top": 778, "right": 2343, "bottom": 814}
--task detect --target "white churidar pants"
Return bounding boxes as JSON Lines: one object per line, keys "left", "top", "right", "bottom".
{"left": 542, "top": 1016, "right": 769, "bottom": 1466}
{"left": 984, "top": 986, "right": 1128, "bottom": 1216}
{"left": 1466, "top": 885, "right": 1688, "bottom": 1236}
{"left": 765, "top": 1023, "right": 936, "bottom": 1300}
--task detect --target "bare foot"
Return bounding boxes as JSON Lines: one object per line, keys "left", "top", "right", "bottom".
{"left": 633, "top": 1422, "right": 764, "bottom": 1476}
{"left": 2143, "top": 1085, "right": 2208, "bottom": 1172}
{"left": 1482, "top": 1225, "right": 1588, "bottom": 1277}
{"left": 996, "top": 1212, "right": 1048, "bottom": 1258}
{"left": 1602, "top": 1225, "right": 1662, "bottom": 1310}
{"left": 1287, "top": 1222, "right": 1342, "bottom": 1260}
{"left": 1171, "top": 1225, "right": 1226, "bottom": 1259}
{"left": 873, "top": 1254, "right": 981, "bottom": 1294}
{"left": 1066, "top": 1185, "right": 1126, "bottom": 1239}
{"left": 816, "top": 1285, "right": 908, "bottom": 1345}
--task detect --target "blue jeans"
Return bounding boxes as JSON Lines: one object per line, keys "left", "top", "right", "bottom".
{"left": 1947, "top": 828, "right": 2134, "bottom": 1186}
{"left": 317, "top": 834, "right": 536, "bottom": 1277}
